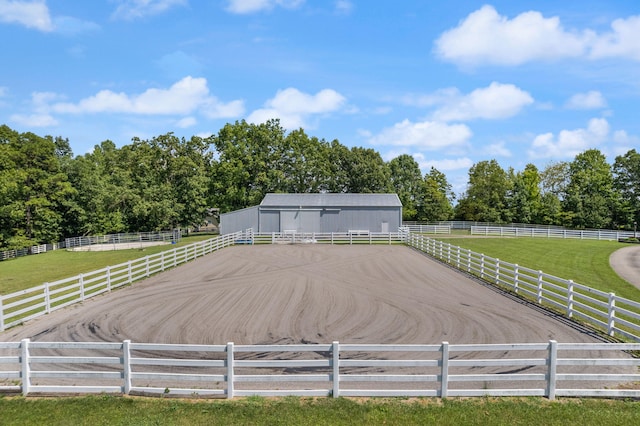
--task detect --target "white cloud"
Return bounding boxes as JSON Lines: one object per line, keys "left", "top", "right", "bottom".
{"left": 111, "top": 0, "right": 187, "bottom": 20}
{"left": 485, "top": 141, "right": 512, "bottom": 157}
{"left": 175, "top": 116, "right": 196, "bottom": 128}
{"left": 334, "top": 0, "right": 353, "bottom": 15}
{"left": 435, "top": 5, "right": 588, "bottom": 66}
{"left": 565, "top": 91, "right": 607, "bottom": 110}
{"left": 247, "top": 87, "right": 346, "bottom": 129}
{"left": 225, "top": 0, "right": 304, "bottom": 14}
{"left": 590, "top": 15, "right": 640, "bottom": 61}
{"left": 416, "top": 155, "right": 475, "bottom": 172}
{"left": 0, "top": 0, "right": 53, "bottom": 31}
{"left": 432, "top": 82, "right": 533, "bottom": 121}
{"left": 52, "top": 15, "right": 100, "bottom": 35}
{"left": 435, "top": 6, "right": 640, "bottom": 66}
{"left": 51, "top": 76, "right": 244, "bottom": 119}
{"left": 10, "top": 113, "right": 57, "bottom": 127}
{"left": 528, "top": 118, "right": 610, "bottom": 159}
{"left": 368, "top": 119, "right": 472, "bottom": 151}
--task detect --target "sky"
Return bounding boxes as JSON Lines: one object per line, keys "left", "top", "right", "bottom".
{"left": 2, "top": 0, "right": 640, "bottom": 195}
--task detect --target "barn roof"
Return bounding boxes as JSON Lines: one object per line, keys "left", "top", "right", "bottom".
{"left": 260, "top": 193, "right": 402, "bottom": 207}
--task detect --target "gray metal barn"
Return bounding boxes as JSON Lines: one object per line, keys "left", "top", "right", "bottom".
{"left": 220, "top": 193, "right": 402, "bottom": 234}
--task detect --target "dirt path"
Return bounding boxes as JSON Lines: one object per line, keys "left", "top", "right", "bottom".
{"left": 1, "top": 245, "right": 607, "bottom": 345}
{"left": 610, "top": 245, "right": 640, "bottom": 290}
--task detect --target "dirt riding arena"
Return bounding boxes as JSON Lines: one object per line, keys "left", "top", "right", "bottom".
{"left": 2, "top": 244, "right": 609, "bottom": 346}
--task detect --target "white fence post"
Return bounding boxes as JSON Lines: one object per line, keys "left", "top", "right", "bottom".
{"left": 467, "top": 249, "right": 471, "bottom": 272}
{"left": 514, "top": 264, "right": 519, "bottom": 293}
{"left": 227, "top": 342, "right": 235, "bottom": 399}
{"left": 44, "top": 282, "right": 51, "bottom": 314}
{"left": 480, "top": 254, "right": 485, "bottom": 279}
{"left": 567, "top": 280, "right": 574, "bottom": 318}
{"left": 332, "top": 341, "right": 340, "bottom": 398}
{"left": 79, "top": 273, "right": 85, "bottom": 301}
{"left": 0, "top": 296, "right": 4, "bottom": 332}
{"left": 21, "top": 338, "right": 30, "bottom": 396}
{"left": 456, "top": 247, "right": 461, "bottom": 269}
{"left": 608, "top": 293, "right": 616, "bottom": 336}
{"left": 537, "top": 271, "right": 543, "bottom": 304}
{"left": 106, "top": 266, "right": 112, "bottom": 292}
{"left": 145, "top": 256, "right": 150, "bottom": 277}
{"left": 123, "top": 340, "right": 131, "bottom": 394}
{"left": 495, "top": 259, "right": 500, "bottom": 284}
{"left": 161, "top": 251, "right": 165, "bottom": 271}
{"left": 547, "top": 340, "right": 557, "bottom": 400}
{"left": 440, "top": 341, "right": 449, "bottom": 398}
{"left": 127, "top": 261, "right": 132, "bottom": 284}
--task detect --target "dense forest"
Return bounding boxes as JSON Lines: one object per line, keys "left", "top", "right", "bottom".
{"left": 1, "top": 120, "right": 639, "bottom": 250}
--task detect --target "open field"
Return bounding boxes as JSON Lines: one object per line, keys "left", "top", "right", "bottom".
{"left": 434, "top": 237, "right": 640, "bottom": 301}
{"left": 0, "top": 235, "right": 214, "bottom": 295}
{"left": 1, "top": 395, "right": 639, "bottom": 426}
{"left": 2, "top": 244, "right": 614, "bottom": 346}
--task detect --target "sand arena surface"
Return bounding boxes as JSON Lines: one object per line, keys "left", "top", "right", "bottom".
{"left": 2, "top": 244, "right": 607, "bottom": 345}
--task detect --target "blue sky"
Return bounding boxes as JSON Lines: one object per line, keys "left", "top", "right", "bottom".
{"left": 2, "top": 1, "right": 639, "bottom": 195}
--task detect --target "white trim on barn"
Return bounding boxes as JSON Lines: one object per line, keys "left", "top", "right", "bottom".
{"left": 220, "top": 193, "right": 403, "bottom": 234}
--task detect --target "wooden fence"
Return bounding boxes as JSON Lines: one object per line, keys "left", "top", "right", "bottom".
{"left": 1, "top": 339, "right": 638, "bottom": 399}
{"left": 0, "top": 232, "right": 242, "bottom": 332}
{"left": 407, "top": 233, "right": 640, "bottom": 342}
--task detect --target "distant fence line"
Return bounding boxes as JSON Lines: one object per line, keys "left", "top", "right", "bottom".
{"left": 64, "top": 230, "right": 181, "bottom": 248}
{"left": 1, "top": 339, "right": 639, "bottom": 399}
{"left": 406, "top": 233, "right": 640, "bottom": 342}
{"left": 470, "top": 226, "right": 636, "bottom": 241}
{"left": 0, "top": 231, "right": 182, "bottom": 262}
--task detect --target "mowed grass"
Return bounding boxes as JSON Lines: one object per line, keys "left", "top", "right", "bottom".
{"left": 435, "top": 237, "right": 640, "bottom": 301}
{"left": 1, "top": 395, "right": 639, "bottom": 426}
{"left": 0, "top": 235, "right": 215, "bottom": 295}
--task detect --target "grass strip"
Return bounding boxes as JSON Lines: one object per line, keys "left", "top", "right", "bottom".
{"left": 0, "top": 235, "right": 214, "bottom": 295}
{"left": 1, "top": 395, "right": 639, "bottom": 426}
{"left": 435, "top": 237, "right": 640, "bottom": 301}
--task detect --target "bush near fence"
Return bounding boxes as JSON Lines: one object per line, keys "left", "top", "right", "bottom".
{"left": 1, "top": 339, "right": 639, "bottom": 399}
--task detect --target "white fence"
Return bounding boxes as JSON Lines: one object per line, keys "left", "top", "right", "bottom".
{"left": 407, "top": 233, "right": 640, "bottom": 342}
{"left": 251, "top": 231, "right": 407, "bottom": 245}
{"left": 470, "top": 226, "right": 636, "bottom": 241}
{"left": 0, "top": 232, "right": 242, "bottom": 332}
{"left": 65, "top": 230, "right": 181, "bottom": 249}
{"left": 400, "top": 225, "right": 451, "bottom": 234}
{"left": 1, "top": 339, "right": 639, "bottom": 399}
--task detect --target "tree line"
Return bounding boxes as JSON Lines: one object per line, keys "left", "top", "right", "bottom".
{"left": 1, "top": 121, "right": 639, "bottom": 250}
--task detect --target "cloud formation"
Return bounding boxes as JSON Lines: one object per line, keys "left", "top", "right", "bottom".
{"left": 51, "top": 76, "right": 244, "bottom": 119}
{"left": 247, "top": 87, "right": 346, "bottom": 129}
{"left": 435, "top": 5, "right": 640, "bottom": 66}
{"left": 528, "top": 118, "right": 610, "bottom": 159}
{"left": 432, "top": 82, "right": 533, "bottom": 121}
{"left": 111, "top": 0, "right": 187, "bottom": 20}
{"left": 0, "top": 0, "right": 53, "bottom": 31}
{"left": 368, "top": 119, "right": 472, "bottom": 151}
{"left": 565, "top": 91, "right": 607, "bottom": 110}
{"left": 225, "top": 0, "right": 304, "bottom": 14}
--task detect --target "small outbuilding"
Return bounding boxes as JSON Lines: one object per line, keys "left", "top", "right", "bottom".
{"left": 220, "top": 193, "right": 403, "bottom": 234}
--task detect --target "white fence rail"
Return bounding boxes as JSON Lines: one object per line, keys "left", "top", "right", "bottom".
{"left": 400, "top": 225, "right": 451, "bottom": 234}
{"left": 251, "top": 231, "right": 407, "bottom": 245}
{"left": 65, "top": 230, "right": 181, "bottom": 249}
{"left": 407, "top": 233, "right": 640, "bottom": 342}
{"left": 471, "top": 226, "right": 636, "bottom": 241}
{"left": 0, "top": 232, "right": 242, "bottom": 332}
{"left": 1, "top": 339, "right": 638, "bottom": 399}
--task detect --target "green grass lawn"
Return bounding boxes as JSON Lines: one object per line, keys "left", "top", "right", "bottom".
{"left": 0, "top": 235, "right": 215, "bottom": 295}
{"left": 0, "top": 395, "right": 639, "bottom": 426}
{"left": 434, "top": 237, "right": 640, "bottom": 301}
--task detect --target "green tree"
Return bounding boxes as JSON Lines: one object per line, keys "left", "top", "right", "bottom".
{"left": 455, "top": 160, "right": 510, "bottom": 222}
{"left": 564, "top": 149, "right": 615, "bottom": 229}
{"left": 344, "top": 147, "right": 392, "bottom": 193}
{"left": 388, "top": 154, "right": 424, "bottom": 220}
{"left": 508, "top": 163, "right": 542, "bottom": 224}
{"left": 419, "top": 167, "right": 454, "bottom": 221}
{"left": 613, "top": 149, "right": 640, "bottom": 229}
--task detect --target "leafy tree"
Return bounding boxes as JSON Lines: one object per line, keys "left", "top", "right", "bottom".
{"left": 344, "top": 147, "right": 392, "bottom": 193}
{"left": 388, "top": 154, "right": 424, "bottom": 220}
{"left": 455, "top": 160, "right": 510, "bottom": 222}
{"left": 613, "top": 149, "right": 640, "bottom": 229}
{"left": 419, "top": 167, "right": 454, "bottom": 221}
{"left": 508, "top": 163, "right": 542, "bottom": 224}
{"left": 564, "top": 149, "right": 615, "bottom": 229}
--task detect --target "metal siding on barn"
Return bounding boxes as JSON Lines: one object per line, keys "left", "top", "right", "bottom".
{"left": 219, "top": 206, "right": 259, "bottom": 234}
{"left": 260, "top": 210, "right": 280, "bottom": 233}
